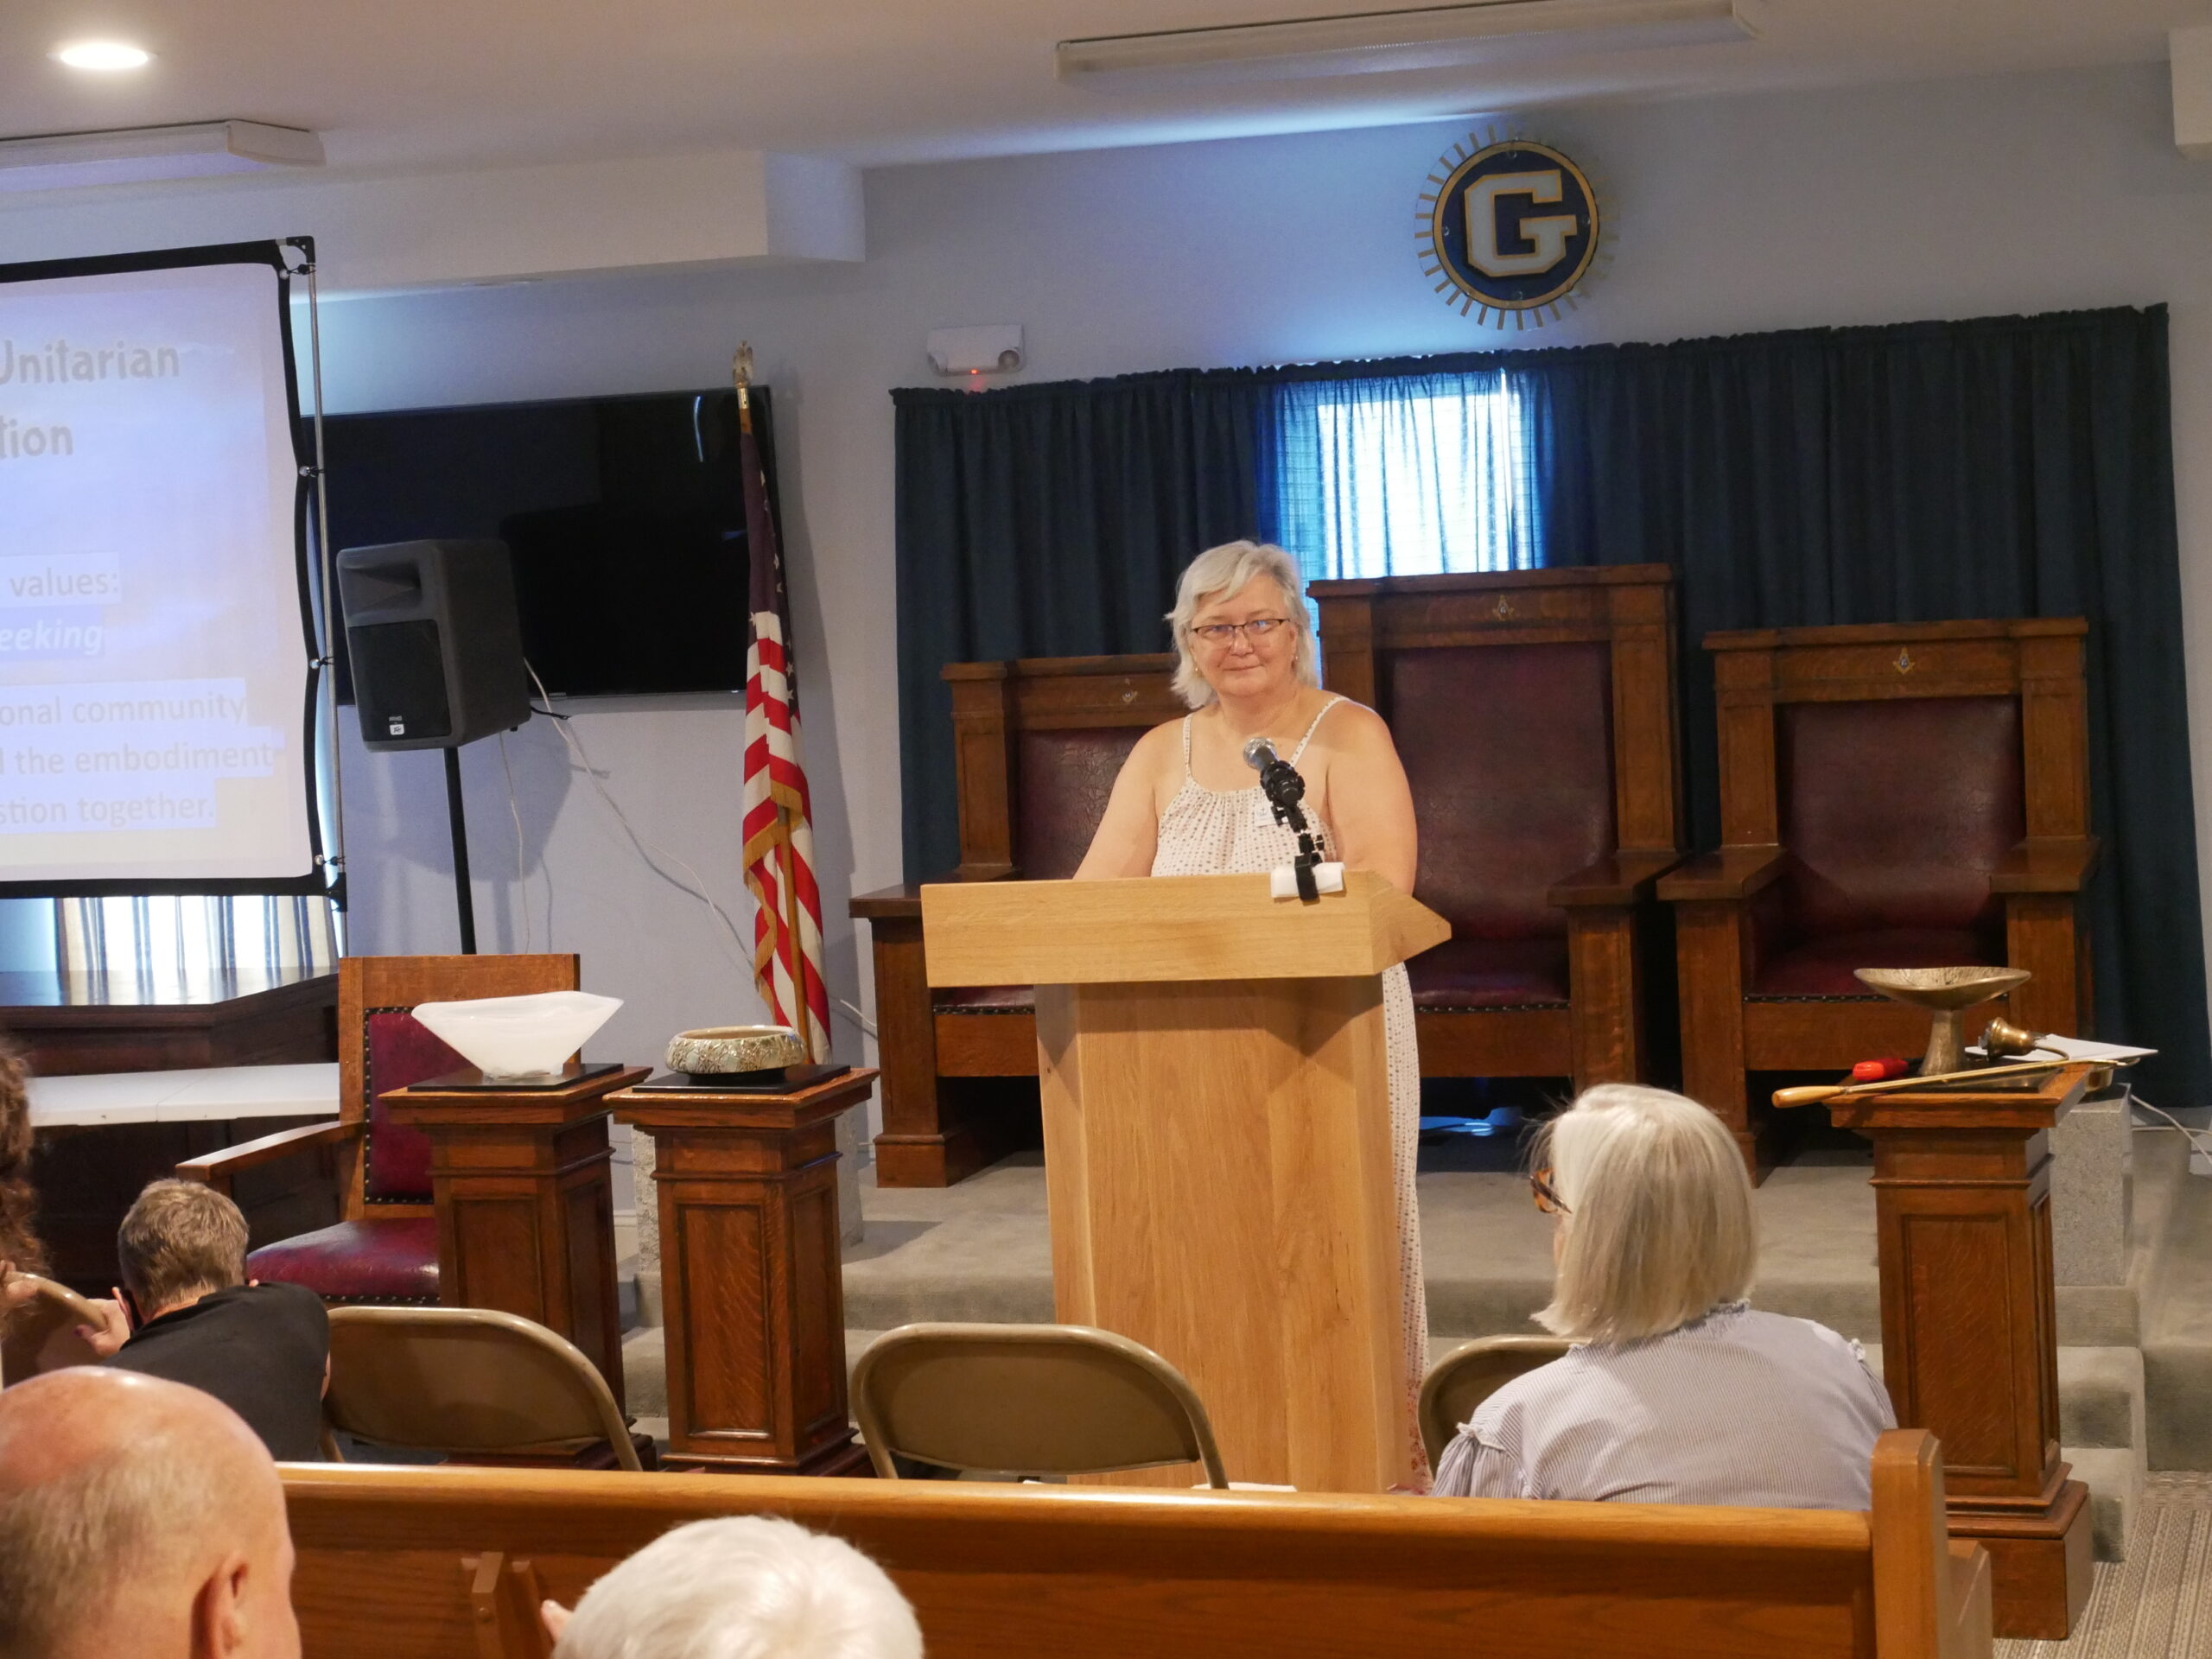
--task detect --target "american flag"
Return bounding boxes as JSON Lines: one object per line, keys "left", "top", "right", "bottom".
{"left": 736, "top": 353, "right": 830, "bottom": 1060}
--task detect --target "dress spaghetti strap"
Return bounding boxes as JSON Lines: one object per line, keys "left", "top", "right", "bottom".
{"left": 1289, "top": 696, "right": 1347, "bottom": 765}
{"left": 1179, "top": 715, "right": 1194, "bottom": 779}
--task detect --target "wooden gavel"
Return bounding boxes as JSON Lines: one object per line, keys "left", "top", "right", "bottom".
{"left": 1771, "top": 1057, "right": 2070, "bottom": 1109}
{"left": 1771, "top": 1016, "right": 2068, "bottom": 1109}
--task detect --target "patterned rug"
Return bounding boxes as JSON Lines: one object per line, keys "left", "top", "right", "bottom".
{"left": 2001, "top": 1476, "right": 2212, "bottom": 1659}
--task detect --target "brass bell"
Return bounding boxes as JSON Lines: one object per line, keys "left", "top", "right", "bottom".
{"left": 1980, "top": 1017, "right": 2052, "bottom": 1062}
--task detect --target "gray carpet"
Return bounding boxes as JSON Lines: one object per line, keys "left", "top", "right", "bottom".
{"left": 2001, "top": 1476, "right": 2212, "bottom": 1658}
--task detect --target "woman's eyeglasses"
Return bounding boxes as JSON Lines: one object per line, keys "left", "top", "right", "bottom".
{"left": 1189, "top": 617, "right": 1288, "bottom": 645}
{"left": 1529, "top": 1167, "right": 1570, "bottom": 1216}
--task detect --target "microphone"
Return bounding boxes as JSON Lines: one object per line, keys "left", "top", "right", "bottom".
{"left": 1242, "top": 733, "right": 1322, "bottom": 902}
{"left": 1243, "top": 735, "right": 1304, "bottom": 815}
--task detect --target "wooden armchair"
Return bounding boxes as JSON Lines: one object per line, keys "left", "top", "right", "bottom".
{"left": 1310, "top": 566, "right": 1684, "bottom": 1090}
{"left": 1658, "top": 620, "right": 2095, "bottom": 1166}
{"left": 852, "top": 655, "right": 1180, "bottom": 1186}
{"left": 177, "top": 954, "right": 579, "bottom": 1301}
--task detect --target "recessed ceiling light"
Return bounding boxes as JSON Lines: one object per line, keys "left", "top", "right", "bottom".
{"left": 52, "top": 41, "right": 154, "bottom": 72}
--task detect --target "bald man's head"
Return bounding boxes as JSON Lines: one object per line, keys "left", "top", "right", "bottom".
{"left": 0, "top": 1369, "right": 299, "bottom": 1659}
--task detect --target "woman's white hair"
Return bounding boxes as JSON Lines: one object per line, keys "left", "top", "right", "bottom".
{"left": 1166, "top": 540, "right": 1320, "bottom": 709}
{"left": 1534, "top": 1084, "right": 1758, "bottom": 1344}
{"left": 554, "top": 1516, "right": 923, "bottom": 1659}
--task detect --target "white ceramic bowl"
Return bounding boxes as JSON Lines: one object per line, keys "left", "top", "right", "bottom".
{"left": 411, "top": 990, "right": 623, "bottom": 1081}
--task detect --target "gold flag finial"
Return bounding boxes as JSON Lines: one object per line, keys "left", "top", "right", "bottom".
{"left": 733, "top": 341, "right": 755, "bottom": 427}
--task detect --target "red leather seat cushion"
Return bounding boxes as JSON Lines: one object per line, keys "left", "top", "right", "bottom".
{"left": 1408, "top": 937, "right": 1571, "bottom": 1009}
{"left": 1752, "top": 928, "right": 1999, "bottom": 997}
{"left": 1389, "top": 642, "right": 1615, "bottom": 941}
{"left": 932, "top": 984, "right": 1036, "bottom": 1014}
{"left": 363, "top": 1010, "right": 467, "bottom": 1203}
{"left": 246, "top": 1218, "right": 440, "bottom": 1302}
{"left": 1016, "top": 728, "right": 1150, "bottom": 880}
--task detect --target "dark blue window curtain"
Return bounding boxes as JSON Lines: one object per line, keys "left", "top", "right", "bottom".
{"left": 891, "top": 371, "right": 1272, "bottom": 880}
{"left": 889, "top": 306, "right": 2207, "bottom": 1103}
{"left": 1505, "top": 307, "right": 2205, "bottom": 1107}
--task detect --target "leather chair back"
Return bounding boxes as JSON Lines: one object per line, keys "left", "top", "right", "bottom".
{"left": 1777, "top": 696, "right": 2024, "bottom": 939}
{"left": 1014, "top": 727, "right": 1150, "bottom": 880}
{"left": 1388, "top": 641, "right": 1617, "bottom": 939}
{"left": 360, "top": 1011, "right": 466, "bottom": 1204}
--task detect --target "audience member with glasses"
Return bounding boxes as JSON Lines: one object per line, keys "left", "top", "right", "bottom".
{"left": 1075, "top": 538, "right": 1432, "bottom": 1488}
{"left": 1433, "top": 1084, "right": 1895, "bottom": 1507}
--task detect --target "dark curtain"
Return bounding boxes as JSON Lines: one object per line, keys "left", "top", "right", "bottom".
{"left": 1507, "top": 307, "right": 2207, "bottom": 1106}
{"left": 893, "top": 371, "right": 1270, "bottom": 878}
{"left": 891, "top": 308, "right": 2207, "bottom": 1102}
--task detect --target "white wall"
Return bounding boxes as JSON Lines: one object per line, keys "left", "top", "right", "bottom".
{"left": 299, "top": 59, "right": 2212, "bottom": 1103}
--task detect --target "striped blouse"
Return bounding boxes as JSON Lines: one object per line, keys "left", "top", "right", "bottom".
{"left": 1431, "top": 1304, "right": 1896, "bottom": 1509}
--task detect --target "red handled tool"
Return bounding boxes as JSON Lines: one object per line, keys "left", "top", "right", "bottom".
{"left": 1849, "top": 1057, "right": 1909, "bottom": 1084}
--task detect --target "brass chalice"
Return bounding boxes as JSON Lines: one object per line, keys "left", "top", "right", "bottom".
{"left": 1853, "top": 966, "right": 2032, "bottom": 1077}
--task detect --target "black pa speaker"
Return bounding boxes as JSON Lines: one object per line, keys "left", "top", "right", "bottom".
{"left": 338, "top": 539, "right": 531, "bottom": 752}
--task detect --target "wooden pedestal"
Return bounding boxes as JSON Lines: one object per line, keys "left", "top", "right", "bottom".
{"left": 1826, "top": 1064, "right": 2097, "bottom": 1640}
{"left": 611, "top": 1071, "right": 875, "bottom": 1477}
{"left": 385, "top": 1065, "right": 646, "bottom": 1412}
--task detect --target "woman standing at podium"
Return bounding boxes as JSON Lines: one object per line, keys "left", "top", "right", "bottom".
{"left": 1076, "top": 540, "right": 1429, "bottom": 1486}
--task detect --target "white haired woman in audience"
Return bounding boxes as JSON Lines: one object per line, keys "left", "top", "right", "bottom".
{"left": 543, "top": 1515, "right": 922, "bottom": 1659}
{"left": 1077, "top": 538, "right": 1430, "bottom": 1487}
{"left": 1433, "top": 1084, "right": 1895, "bottom": 1508}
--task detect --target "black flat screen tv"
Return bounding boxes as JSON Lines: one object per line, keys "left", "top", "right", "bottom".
{"left": 319, "top": 386, "right": 778, "bottom": 700}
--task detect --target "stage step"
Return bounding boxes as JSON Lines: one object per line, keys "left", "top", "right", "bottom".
{"left": 611, "top": 1141, "right": 2200, "bottom": 1559}
{"left": 1859, "top": 1343, "right": 2144, "bottom": 1562}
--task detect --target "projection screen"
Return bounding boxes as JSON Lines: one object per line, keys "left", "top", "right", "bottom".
{"left": 0, "top": 242, "right": 324, "bottom": 895}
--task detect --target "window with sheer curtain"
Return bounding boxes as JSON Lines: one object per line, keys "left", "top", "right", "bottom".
{"left": 1272, "top": 369, "right": 1541, "bottom": 583}
{"left": 56, "top": 894, "right": 339, "bottom": 985}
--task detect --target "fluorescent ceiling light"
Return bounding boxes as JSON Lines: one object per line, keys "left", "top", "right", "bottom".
{"left": 0, "top": 121, "right": 324, "bottom": 194}
{"left": 51, "top": 41, "right": 153, "bottom": 71}
{"left": 1057, "top": 0, "right": 1755, "bottom": 87}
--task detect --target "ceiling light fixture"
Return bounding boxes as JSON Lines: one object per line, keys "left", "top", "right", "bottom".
{"left": 0, "top": 122, "right": 325, "bottom": 194}
{"left": 51, "top": 41, "right": 154, "bottom": 71}
{"left": 1057, "top": 0, "right": 1755, "bottom": 88}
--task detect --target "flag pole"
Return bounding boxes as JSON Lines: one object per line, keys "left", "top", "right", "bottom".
{"left": 733, "top": 342, "right": 818, "bottom": 1058}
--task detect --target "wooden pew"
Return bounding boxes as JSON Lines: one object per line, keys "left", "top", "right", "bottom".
{"left": 283, "top": 1429, "right": 1991, "bottom": 1659}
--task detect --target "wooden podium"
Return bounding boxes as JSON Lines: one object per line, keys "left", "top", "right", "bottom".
{"left": 1824, "top": 1064, "right": 2095, "bottom": 1640}
{"left": 923, "top": 871, "right": 1450, "bottom": 1493}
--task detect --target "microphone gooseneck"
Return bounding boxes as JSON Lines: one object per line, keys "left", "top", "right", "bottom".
{"left": 1242, "top": 730, "right": 1322, "bottom": 902}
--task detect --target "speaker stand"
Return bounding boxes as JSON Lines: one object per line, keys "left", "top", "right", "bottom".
{"left": 443, "top": 745, "right": 478, "bottom": 955}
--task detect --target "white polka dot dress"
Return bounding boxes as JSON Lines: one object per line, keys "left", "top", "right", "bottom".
{"left": 1149, "top": 697, "right": 1432, "bottom": 1490}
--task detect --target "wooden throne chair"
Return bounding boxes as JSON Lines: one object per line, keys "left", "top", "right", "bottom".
{"left": 1656, "top": 620, "right": 2095, "bottom": 1167}
{"left": 179, "top": 953, "right": 581, "bottom": 1300}
{"left": 1308, "top": 566, "right": 1684, "bottom": 1090}
{"left": 852, "top": 655, "right": 1182, "bottom": 1186}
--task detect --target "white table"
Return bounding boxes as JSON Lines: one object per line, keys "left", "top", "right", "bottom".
{"left": 28, "top": 1063, "right": 340, "bottom": 1130}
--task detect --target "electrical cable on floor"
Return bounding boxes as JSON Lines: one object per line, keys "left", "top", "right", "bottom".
{"left": 2126, "top": 1085, "right": 2212, "bottom": 1171}
{"left": 526, "top": 660, "right": 749, "bottom": 969}
{"left": 498, "top": 731, "right": 531, "bottom": 954}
